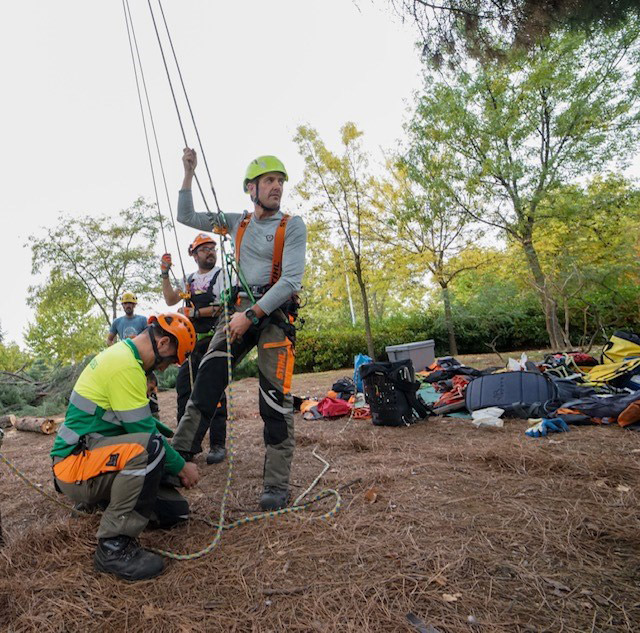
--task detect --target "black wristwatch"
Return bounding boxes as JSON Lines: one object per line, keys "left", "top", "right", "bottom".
{"left": 244, "top": 308, "right": 260, "bottom": 326}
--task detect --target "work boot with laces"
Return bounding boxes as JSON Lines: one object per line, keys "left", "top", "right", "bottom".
{"left": 206, "top": 445, "right": 227, "bottom": 465}
{"left": 94, "top": 535, "right": 165, "bottom": 581}
{"left": 259, "top": 486, "right": 289, "bottom": 511}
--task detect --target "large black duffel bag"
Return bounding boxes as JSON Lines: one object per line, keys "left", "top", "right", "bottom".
{"left": 465, "top": 371, "right": 559, "bottom": 418}
{"left": 360, "top": 359, "right": 430, "bottom": 426}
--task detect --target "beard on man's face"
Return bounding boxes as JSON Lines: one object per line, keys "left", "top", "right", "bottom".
{"left": 198, "top": 253, "right": 216, "bottom": 270}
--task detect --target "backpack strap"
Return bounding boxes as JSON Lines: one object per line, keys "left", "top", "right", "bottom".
{"left": 208, "top": 268, "right": 222, "bottom": 300}
{"left": 387, "top": 365, "right": 431, "bottom": 419}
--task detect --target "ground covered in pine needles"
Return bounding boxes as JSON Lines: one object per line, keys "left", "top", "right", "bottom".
{"left": 1, "top": 355, "right": 639, "bottom": 632}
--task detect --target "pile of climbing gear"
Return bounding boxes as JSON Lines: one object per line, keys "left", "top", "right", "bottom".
{"left": 410, "top": 329, "right": 640, "bottom": 435}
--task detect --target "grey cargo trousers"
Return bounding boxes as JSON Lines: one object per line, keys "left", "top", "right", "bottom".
{"left": 172, "top": 299, "right": 296, "bottom": 490}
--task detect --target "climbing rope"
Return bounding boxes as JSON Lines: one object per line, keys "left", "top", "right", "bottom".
{"left": 294, "top": 446, "right": 329, "bottom": 506}
{"left": 150, "top": 450, "right": 341, "bottom": 561}
{"left": 0, "top": 452, "right": 72, "bottom": 512}
{"left": 145, "top": 0, "right": 217, "bottom": 219}
{"left": 155, "top": 0, "right": 223, "bottom": 214}
{"left": 0, "top": 437, "right": 341, "bottom": 560}
{"left": 137, "top": 2, "right": 344, "bottom": 558}
{"left": 122, "top": 0, "right": 187, "bottom": 285}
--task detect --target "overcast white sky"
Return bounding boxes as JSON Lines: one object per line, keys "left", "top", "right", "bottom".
{"left": 0, "top": 0, "right": 424, "bottom": 347}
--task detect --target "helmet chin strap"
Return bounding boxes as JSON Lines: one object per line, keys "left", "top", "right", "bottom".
{"left": 147, "top": 328, "right": 173, "bottom": 372}
{"left": 252, "top": 179, "right": 280, "bottom": 213}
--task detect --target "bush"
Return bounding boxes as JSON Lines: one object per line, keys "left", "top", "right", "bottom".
{"left": 0, "top": 356, "right": 92, "bottom": 416}
{"left": 157, "top": 365, "right": 179, "bottom": 390}
{"left": 234, "top": 350, "right": 259, "bottom": 379}
{"left": 293, "top": 306, "right": 550, "bottom": 373}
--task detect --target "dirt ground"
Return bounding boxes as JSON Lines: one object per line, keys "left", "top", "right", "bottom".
{"left": 1, "top": 352, "right": 639, "bottom": 632}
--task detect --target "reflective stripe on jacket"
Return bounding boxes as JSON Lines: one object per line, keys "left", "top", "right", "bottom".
{"left": 50, "top": 339, "right": 185, "bottom": 475}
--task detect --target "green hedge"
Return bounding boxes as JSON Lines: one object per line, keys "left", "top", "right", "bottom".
{"left": 294, "top": 307, "right": 549, "bottom": 373}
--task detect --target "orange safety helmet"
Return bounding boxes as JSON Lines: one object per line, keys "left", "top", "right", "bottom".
{"left": 188, "top": 233, "right": 216, "bottom": 256}
{"left": 147, "top": 313, "right": 196, "bottom": 364}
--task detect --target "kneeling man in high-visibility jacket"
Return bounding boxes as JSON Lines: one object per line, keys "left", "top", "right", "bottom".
{"left": 50, "top": 313, "right": 199, "bottom": 581}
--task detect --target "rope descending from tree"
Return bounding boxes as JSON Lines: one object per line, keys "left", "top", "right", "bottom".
{"left": 125, "top": 1, "right": 342, "bottom": 559}
{"left": 122, "top": 0, "right": 187, "bottom": 286}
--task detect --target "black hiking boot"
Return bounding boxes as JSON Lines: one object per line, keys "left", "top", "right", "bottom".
{"left": 206, "top": 445, "right": 227, "bottom": 465}
{"left": 72, "top": 502, "right": 99, "bottom": 514}
{"left": 94, "top": 535, "right": 165, "bottom": 581}
{"left": 259, "top": 486, "right": 289, "bottom": 511}
{"left": 72, "top": 500, "right": 108, "bottom": 516}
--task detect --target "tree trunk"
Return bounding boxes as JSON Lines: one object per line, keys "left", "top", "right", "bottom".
{"left": 520, "top": 237, "right": 568, "bottom": 350}
{"left": 345, "top": 272, "right": 356, "bottom": 326}
{"left": 0, "top": 415, "right": 16, "bottom": 429}
{"left": 440, "top": 283, "right": 458, "bottom": 356}
{"left": 12, "top": 417, "right": 58, "bottom": 435}
{"left": 342, "top": 246, "right": 357, "bottom": 326}
{"left": 354, "top": 258, "right": 376, "bottom": 360}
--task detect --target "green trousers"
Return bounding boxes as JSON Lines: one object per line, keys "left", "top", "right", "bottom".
{"left": 53, "top": 432, "right": 188, "bottom": 539}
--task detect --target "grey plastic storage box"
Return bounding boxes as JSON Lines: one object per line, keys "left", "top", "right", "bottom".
{"left": 385, "top": 340, "right": 435, "bottom": 372}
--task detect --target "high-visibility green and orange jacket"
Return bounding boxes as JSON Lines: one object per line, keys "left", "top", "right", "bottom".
{"left": 50, "top": 340, "right": 185, "bottom": 475}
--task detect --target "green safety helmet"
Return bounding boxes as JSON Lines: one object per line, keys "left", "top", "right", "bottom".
{"left": 243, "top": 155, "right": 288, "bottom": 193}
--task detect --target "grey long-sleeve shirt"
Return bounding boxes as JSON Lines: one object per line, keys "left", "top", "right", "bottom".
{"left": 177, "top": 189, "right": 307, "bottom": 316}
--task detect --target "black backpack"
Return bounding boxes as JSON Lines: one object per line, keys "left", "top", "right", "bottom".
{"left": 360, "top": 360, "right": 430, "bottom": 427}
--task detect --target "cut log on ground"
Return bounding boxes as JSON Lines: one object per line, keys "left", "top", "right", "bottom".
{"left": 12, "top": 417, "right": 58, "bottom": 435}
{"left": 0, "top": 428, "right": 4, "bottom": 546}
{"left": 0, "top": 415, "right": 16, "bottom": 429}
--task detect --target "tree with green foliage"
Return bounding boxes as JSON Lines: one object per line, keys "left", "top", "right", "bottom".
{"left": 373, "top": 158, "right": 484, "bottom": 355}
{"left": 301, "top": 216, "right": 424, "bottom": 329}
{"left": 392, "top": 0, "right": 640, "bottom": 60}
{"left": 407, "top": 24, "right": 640, "bottom": 349}
{"left": 29, "top": 198, "right": 159, "bottom": 325}
{"left": 295, "top": 123, "right": 381, "bottom": 358}
{"left": 532, "top": 174, "right": 640, "bottom": 345}
{"left": 24, "top": 271, "right": 104, "bottom": 363}
{"left": 0, "top": 320, "right": 32, "bottom": 372}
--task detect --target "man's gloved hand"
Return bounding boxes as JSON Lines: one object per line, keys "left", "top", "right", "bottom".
{"left": 525, "top": 418, "right": 570, "bottom": 437}
{"left": 177, "top": 305, "right": 196, "bottom": 319}
{"left": 160, "top": 253, "right": 172, "bottom": 274}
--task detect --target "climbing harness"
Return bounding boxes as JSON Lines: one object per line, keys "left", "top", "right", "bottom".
{"left": 235, "top": 213, "right": 291, "bottom": 288}
{"left": 139, "top": 0, "right": 341, "bottom": 558}
{"left": 1, "top": 1, "right": 339, "bottom": 560}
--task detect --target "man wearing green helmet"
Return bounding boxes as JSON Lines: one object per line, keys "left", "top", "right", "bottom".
{"left": 172, "top": 148, "right": 307, "bottom": 511}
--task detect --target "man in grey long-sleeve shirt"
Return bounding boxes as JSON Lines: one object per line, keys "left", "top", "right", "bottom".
{"left": 172, "top": 149, "right": 307, "bottom": 511}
